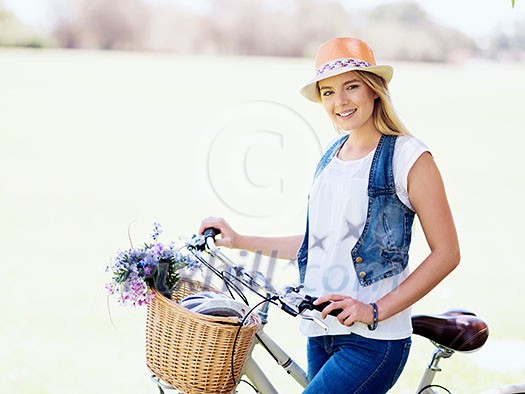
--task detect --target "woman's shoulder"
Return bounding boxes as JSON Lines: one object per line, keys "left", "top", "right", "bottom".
{"left": 395, "top": 134, "right": 430, "bottom": 156}
{"left": 393, "top": 134, "right": 431, "bottom": 176}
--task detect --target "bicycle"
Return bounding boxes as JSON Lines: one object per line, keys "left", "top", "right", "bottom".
{"left": 149, "top": 228, "right": 525, "bottom": 394}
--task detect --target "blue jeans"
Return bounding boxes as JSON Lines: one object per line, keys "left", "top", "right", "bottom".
{"left": 303, "top": 333, "right": 411, "bottom": 394}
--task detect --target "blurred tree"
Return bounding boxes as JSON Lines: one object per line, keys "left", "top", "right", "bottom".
{"left": 50, "top": 0, "right": 358, "bottom": 56}
{"left": 295, "top": 0, "right": 359, "bottom": 56}
{"left": 141, "top": 4, "right": 204, "bottom": 52}
{"left": 485, "top": 20, "right": 525, "bottom": 61}
{"left": 53, "top": 0, "right": 152, "bottom": 50}
{"left": 194, "top": 0, "right": 354, "bottom": 56}
{"left": 0, "top": 4, "right": 49, "bottom": 47}
{"left": 40, "top": 0, "right": 522, "bottom": 62}
{"left": 361, "top": 2, "right": 476, "bottom": 62}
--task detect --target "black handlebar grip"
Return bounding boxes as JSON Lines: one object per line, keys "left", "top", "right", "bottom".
{"left": 299, "top": 295, "right": 343, "bottom": 317}
{"left": 203, "top": 227, "right": 221, "bottom": 240}
{"left": 312, "top": 299, "right": 343, "bottom": 317}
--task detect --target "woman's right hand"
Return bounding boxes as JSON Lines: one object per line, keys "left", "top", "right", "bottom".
{"left": 198, "top": 217, "right": 240, "bottom": 249}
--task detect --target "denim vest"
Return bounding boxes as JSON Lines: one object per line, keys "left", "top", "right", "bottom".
{"left": 297, "top": 134, "right": 415, "bottom": 287}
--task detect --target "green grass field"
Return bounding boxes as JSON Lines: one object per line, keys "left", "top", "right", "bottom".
{"left": 1, "top": 48, "right": 524, "bottom": 393}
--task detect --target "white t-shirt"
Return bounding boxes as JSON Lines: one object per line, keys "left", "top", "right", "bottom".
{"left": 299, "top": 135, "right": 429, "bottom": 339}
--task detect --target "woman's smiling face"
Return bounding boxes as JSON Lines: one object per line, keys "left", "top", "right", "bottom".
{"left": 318, "top": 71, "right": 378, "bottom": 133}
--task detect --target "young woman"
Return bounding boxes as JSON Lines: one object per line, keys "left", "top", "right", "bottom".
{"left": 199, "top": 37, "right": 459, "bottom": 394}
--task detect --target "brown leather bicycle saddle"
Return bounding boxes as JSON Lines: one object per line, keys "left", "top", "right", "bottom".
{"left": 411, "top": 309, "right": 489, "bottom": 352}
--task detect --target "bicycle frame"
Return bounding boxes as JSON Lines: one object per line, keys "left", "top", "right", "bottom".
{"left": 415, "top": 345, "right": 454, "bottom": 394}
{"left": 414, "top": 344, "right": 525, "bottom": 394}
{"left": 244, "top": 326, "right": 308, "bottom": 393}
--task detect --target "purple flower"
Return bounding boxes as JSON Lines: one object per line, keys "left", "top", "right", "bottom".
{"left": 150, "top": 222, "right": 163, "bottom": 242}
{"left": 105, "top": 223, "right": 201, "bottom": 307}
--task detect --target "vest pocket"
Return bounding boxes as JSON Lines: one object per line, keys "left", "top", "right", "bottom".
{"left": 381, "top": 249, "right": 408, "bottom": 265}
{"left": 374, "top": 249, "right": 408, "bottom": 280}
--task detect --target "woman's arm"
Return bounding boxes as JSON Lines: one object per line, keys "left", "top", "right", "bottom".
{"left": 376, "top": 151, "right": 460, "bottom": 321}
{"left": 315, "top": 152, "right": 460, "bottom": 326}
{"left": 199, "top": 217, "right": 303, "bottom": 261}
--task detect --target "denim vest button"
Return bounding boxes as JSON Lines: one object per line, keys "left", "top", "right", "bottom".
{"left": 355, "top": 256, "right": 363, "bottom": 263}
{"left": 359, "top": 271, "right": 366, "bottom": 278}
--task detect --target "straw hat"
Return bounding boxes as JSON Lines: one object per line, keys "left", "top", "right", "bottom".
{"left": 300, "top": 37, "right": 393, "bottom": 102}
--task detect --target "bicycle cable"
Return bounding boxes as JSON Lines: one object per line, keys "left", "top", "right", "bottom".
{"left": 222, "top": 269, "right": 280, "bottom": 306}
{"left": 186, "top": 246, "right": 250, "bottom": 304}
{"left": 417, "top": 384, "right": 452, "bottom": 394}
{"left": 188, "top": 243, "right": 280, "bottom": 308}
{"left": 230, "top": 297, "right": 276, "bottom": 389}
{"left": 238, "top": 378, "right": 259, "bottom": 393}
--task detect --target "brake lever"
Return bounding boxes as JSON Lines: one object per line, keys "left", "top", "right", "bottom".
{"left": 301, "top": 315, "right": 329, "bottom": 333}
{"left": 186, "top": 234, "right": 206, "bottom": 251}
{"left": 276, "top": 288, "right": 330, "bottom": 332}
{"left": 278, "top": 287, "right": 344, "bottom": 317}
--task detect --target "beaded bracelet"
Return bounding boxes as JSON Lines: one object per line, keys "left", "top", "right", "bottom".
{"left": 368, "top": 303, "right": 379, "bottom": 331}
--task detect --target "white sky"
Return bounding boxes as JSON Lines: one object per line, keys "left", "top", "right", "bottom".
{"left": 3, "top": 0, "right": 525, "bottom": 38}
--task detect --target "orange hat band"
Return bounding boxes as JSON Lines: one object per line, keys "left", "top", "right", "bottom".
{"left": 316, "top": 58, "right": 373, "bottom": 76}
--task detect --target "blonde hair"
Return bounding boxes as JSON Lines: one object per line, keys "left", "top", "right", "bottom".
{"left": 354, "top": 70, "right": 411, "bottom": 136}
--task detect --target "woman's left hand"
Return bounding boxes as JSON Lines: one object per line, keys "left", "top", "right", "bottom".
{"left": 314, "top": 294, "right": 374, "bottom": 327}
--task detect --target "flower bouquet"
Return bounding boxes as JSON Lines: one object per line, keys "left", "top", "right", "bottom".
{"left": 105, "top": 223, "right": 200, "bottom": 306}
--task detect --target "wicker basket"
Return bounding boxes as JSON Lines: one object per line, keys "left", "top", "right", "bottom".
{"left": 145, "top": 279, "right": 261, "bottom": 394}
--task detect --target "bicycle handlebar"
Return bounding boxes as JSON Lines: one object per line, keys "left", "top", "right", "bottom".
{"left": 196, "top": 227, "right": 342, "bottom": 322}
{"left": 298, "top": 295, "right": 343, "bottom": 317}
{"left": 203, "top": 227, "right": 221, "bottom": 252}
{"left": 203, "top": 227, "right": 221, "bottom": 243}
